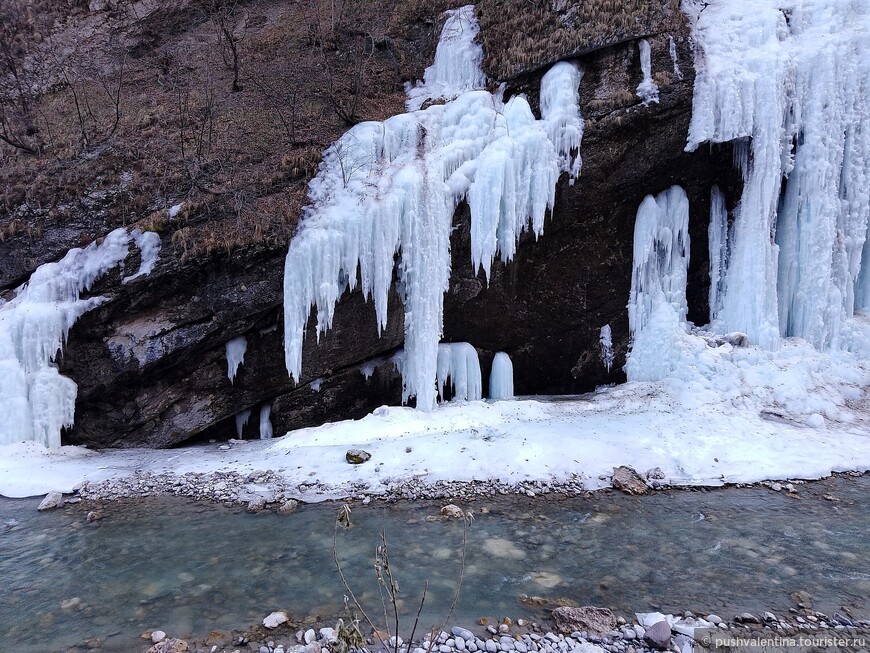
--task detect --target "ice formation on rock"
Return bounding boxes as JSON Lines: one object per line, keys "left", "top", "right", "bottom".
{"left": 669, "top": 36, "right": 683, "bottom": 81}
{"left": 122, "top": 230, "right": 162, "bottom": 284}
{"left": 599, "top": 324, "right": 614, "bottom": 373}
{"left": 0, "top": 228, "right": 159, "bottom": 448}
{"left": 284, "top": 5, "right": 584, "bottom": 411}
{"left": 540, "top": 61, "right": 584, "bottom": 183}
{"left": 708, "top": 185, "right": 729, "bottom": 323}
{"left": 436, "top": 342, "right": 482, "bottom": 402}
{"left": 309, "top": 377, "right": 323, "bottom": 393}
{"left": 259, "top": 404, "right": 273, "bottom": 439}
{"left": 626, "top": 186, "right": 690, "bottom": 381}
{"left": 405, "top": 5, "right": 487, "bottom": 112}
{"left": 635, "top": 39, "right": 660, "bottom": 106}
{"left": 225, "top": 336, "right": 247, "bottom": 383}
{"left": 488, "top": 351, "right": 514, "bottom": 400}
{"left": 235, "top": 409, "right": 251, "bottom": 439}
{"left": 685, "top": 0, "right": 870, "bottom": 350}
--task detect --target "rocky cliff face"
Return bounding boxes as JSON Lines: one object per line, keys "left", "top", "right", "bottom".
{"left": 0, "top": 0, "right": 740, "bottom": 447}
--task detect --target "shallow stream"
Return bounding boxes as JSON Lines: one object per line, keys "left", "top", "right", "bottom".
{"left": 1, "top": 476, "right": 869, "bottom": 653}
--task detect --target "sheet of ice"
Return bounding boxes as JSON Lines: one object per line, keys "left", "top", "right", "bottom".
{"left": 405, "top": 5, "right": 487, "bottom": 112}
{"left": 235, "top": 409, "right": 251, "bottom": 439}
{"left": 4, "top": 323, "right": 868, "bottom": 500}
{"left": 259, "top": 404, "right": 273, "bottom": 440}
{"left": 284, "top": 7, "right": 583, "bottom": 412}
{"left": 309, "top": 378, "right": 323, "bottom": 393}
{"left": 436, "top": 342, "right": 482, "bottom": 402}
{"left": 599, "top": 324, "right": 614, "bottom": 373}
{"left": 626, "top": 186, "right": 690, "bottom": 381}
{"left": 122, "top": 230, "right": 162, "bottom": 284}
{"left": 0, "top": 228, "right": 155, "bottom": 449}
{"left": 685, "top": 0, "right": 870, "bottom": 351}
{"left": 488, "top": 351, "right": 514, "bottom": 400}
{"left": 225, "top": 336, "right": 247, "bottom": 383}
{"left": 708, "top": 185, "right": 729, "bottom": 323}
{"left": 635, "top": 39, "right": 659, "bottom": 106}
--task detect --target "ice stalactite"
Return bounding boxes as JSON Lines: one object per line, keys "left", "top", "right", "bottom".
{"left": 635, "top": 39, "right": 660, "bottom": 106}
{"left": 669, "top": 36, "right": 683, "bottom": 81}
{"left": 259, "top": 404, "right": 273, "bottom": 440}
{"left": 235, "top": 409, "right": 251, "bottom": 439}
{"left": 488, "top": 351, "right": 514, "bottom": 400}
{"left": 123, "top": 230, "right": 162, "bottom": 284}
{"left": 225, "top": 336, "right": 247, "bottom": 383}
{"left": 708, "top": 185, "right": 729, "bottom": 324}
{"left": 599, "top": 324, "right": 614, "bottom": 374}
{"left": 405, "top": 5, "right": 487, "bottom": 112}
{"left": 436, "top": 342, "right": 482, "bottom": 402}
{"left": 626, "top": 186, "right": 691, "bottom": 381}
{"left": 284, "top": 5, "right": 584, "bottom": 411}
{"left": 685, "top": 0, "right": 870, "bottom": 351}
{"left": 0, "top": 228, "right": 160, "bottom": 448}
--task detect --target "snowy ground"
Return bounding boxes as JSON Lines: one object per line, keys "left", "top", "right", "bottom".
{"left": 2, "top": 329, "right": 869, "bottom": 501}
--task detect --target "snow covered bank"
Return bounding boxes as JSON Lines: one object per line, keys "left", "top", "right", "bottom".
{"left": 3, "top": 328, "right": 868, "bottom": 500}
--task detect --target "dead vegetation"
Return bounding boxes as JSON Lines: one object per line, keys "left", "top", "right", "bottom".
{"left": 475, "top": 0, "right": 682, "bottom": 81}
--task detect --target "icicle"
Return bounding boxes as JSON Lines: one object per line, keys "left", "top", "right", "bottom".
{"left": 635, "top": 39, "right": 660, "bottom": 106}
{"left": 0, "top": 228, "right": 158, "bottom": 448}
{"left": 283, "top": 5, "right": 584, "bottom": 412}
{"left": 405, "top": 5, "right": 487, "bottom": 111}
{"left": 235, "top": 409, "right": 251, "bottom": 439}
{"left": 668, "top": 36, "right": 683, "bottom": 81}
{"left": 540, "top": 61, "right": 584, "bottom": 183}
{"left": 708, "top": 185, "right": 729, "bottom": 324}
{"left": 122, "top": 230, "right": 161, "bottom": 284}
{"left": 225, "top": 336, "right": 247, "bottom": 383}
{"left": 259, "top": 404, "right": 273, "bottom": 440}
{"left": 626, "top": 186, "right": 691, "bottom": 381}
{"left": 489, "top": 351, "right": 514, "bottom": 400}
{"left": 360, "top": 361, "right": 378, "bottom": 380}
{"left": 309, "top": 377, "right": 323, "bottom": 392}
{"left": 599, "top": 325, "right": 614, "bottom": 374}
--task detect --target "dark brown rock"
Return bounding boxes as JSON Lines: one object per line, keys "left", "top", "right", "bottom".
{"left": 611, "top": 466, "right": 649, "bottom": 495}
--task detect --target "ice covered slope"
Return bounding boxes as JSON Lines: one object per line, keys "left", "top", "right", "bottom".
{"left": 685, "top": 0, "right": 870, "bottom": 351}
{"left": 0, "top": 229, "right": 160, "bottom": 448}
{"left": 283, "top": 6, "right": 584, "bottom": 411}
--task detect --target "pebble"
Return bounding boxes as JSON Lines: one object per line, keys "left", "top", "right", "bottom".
{"left": 706, "top": 615, "right": 722, "bottom": 625}
{"left": 452, "top": 627, "right": 474, "bottom": 642}
{"left": 486, "top": 640, "right": 498, "bottom": 653}
{"left": 151, "top": 631, "right": 166, "bottom": 643}
{"left": 304, "top": 628, "right": 317, "bottom": 644}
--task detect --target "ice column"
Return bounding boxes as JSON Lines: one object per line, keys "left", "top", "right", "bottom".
{"left": 626, "top": 186, "right": 691, "bottom": 381}
{"left": 488, "top": 351, "right": 514, "bottom": 400}
{"left": 636, "top": 39, "right": 660, "bottom": 105}
{"left": 436, "top": 342, "right": 483, "bottom": 402}
{"left": 708, "top": 185, "right": 729, "bottom": 324}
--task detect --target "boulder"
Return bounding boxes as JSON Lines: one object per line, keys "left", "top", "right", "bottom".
{"left": 611, "top": 466, "right": 648, "bottom": 495}
{"left": 263, "top": 611, "right": 289, "bottom": 629}
{"left": 642, "top": 620, "right": 672, "bottom": 650}
{"left": 551, "top": 606, "right": 617, "bottom": 636}
{"left": 37, "top": 491, "right": 65, "bottom": 511}
{"left": 346, "top": 449, "right": 371, "bottom": 464}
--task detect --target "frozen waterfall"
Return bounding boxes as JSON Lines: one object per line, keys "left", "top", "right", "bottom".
{"left": 283, "top": 5, "right": 584, "bottom": 411}
{"left": 0, "top": 228, "right": 160, "bottom": 448}
{"left": 685, "top": 0, "right": 870, "bottom": 350}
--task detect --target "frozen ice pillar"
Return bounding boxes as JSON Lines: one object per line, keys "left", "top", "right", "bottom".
{"left": 625, "top": 186, "right": 690, "bottom": 381}
{"left": 437, "top": 342, "right": 483, "bottom": 402}
{"left": 488, "top": 351, "right": 514, "bottom": 400}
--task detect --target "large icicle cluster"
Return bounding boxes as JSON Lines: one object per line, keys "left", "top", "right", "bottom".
{"left": 437, "top": 342, "right": 483, "bottom": 402}
{"left": 626, "top": 186, "right": 691, "bottom": 381}
{"left": 685, "top": 0, "right": 870, "bottom": 350}
{"left": 0, "top": 228, "right": 160, "bottom": 448}
{"left": 284, "top": 5, "right": 584, "bottom": 411}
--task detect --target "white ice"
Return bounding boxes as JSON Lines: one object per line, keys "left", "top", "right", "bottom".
{"left": 669, "top": 36, "right": 683, "bottom": 81}
{"left": 284, "top": 5, "right": 583, "bottom": 412}
{"left": 708, "top": 185, "right": 729, "bottom": 323}
{"left": 122, "top": 229, "right": 161, "bottom": 284}
{"left": 626, "top": 186, "right": 690, "bottom": 381}
{"left": 685, "top": 0, "right": 870, "bottom": 351}
{"left": 635, "top": 39, "right": 660, "bottom": 106}
{"left": 436, "top": 342, "right": 482, "bottom": 402}
{"left": 0, "top": 228, "right": 158, "bottom": 449}
{"left": 225, "top": 336, "right": 247, "bottom": 383}
{"left": 235, "top": 409, "right": 251, "bottom": 439}
{"left": 540, "top": 61, "right": 584, "bottom": 183}
{"left": 259, "top": 404, "right": 273, "bottom": 440}
{"left": 599, "top": 324, "right": 614, "bottom": 373}
{"left": 405, "top": 5, "right": 487, "bottom": 112}
{"left": 488, "top": 351, "right": 514, "bottom": 400}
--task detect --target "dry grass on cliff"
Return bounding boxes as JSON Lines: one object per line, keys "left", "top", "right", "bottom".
{"left": 0, "top": 0, "right": 445, "bottom": 264}
{"left": 475, "top": 0, "right": 681, "bottom": 80}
